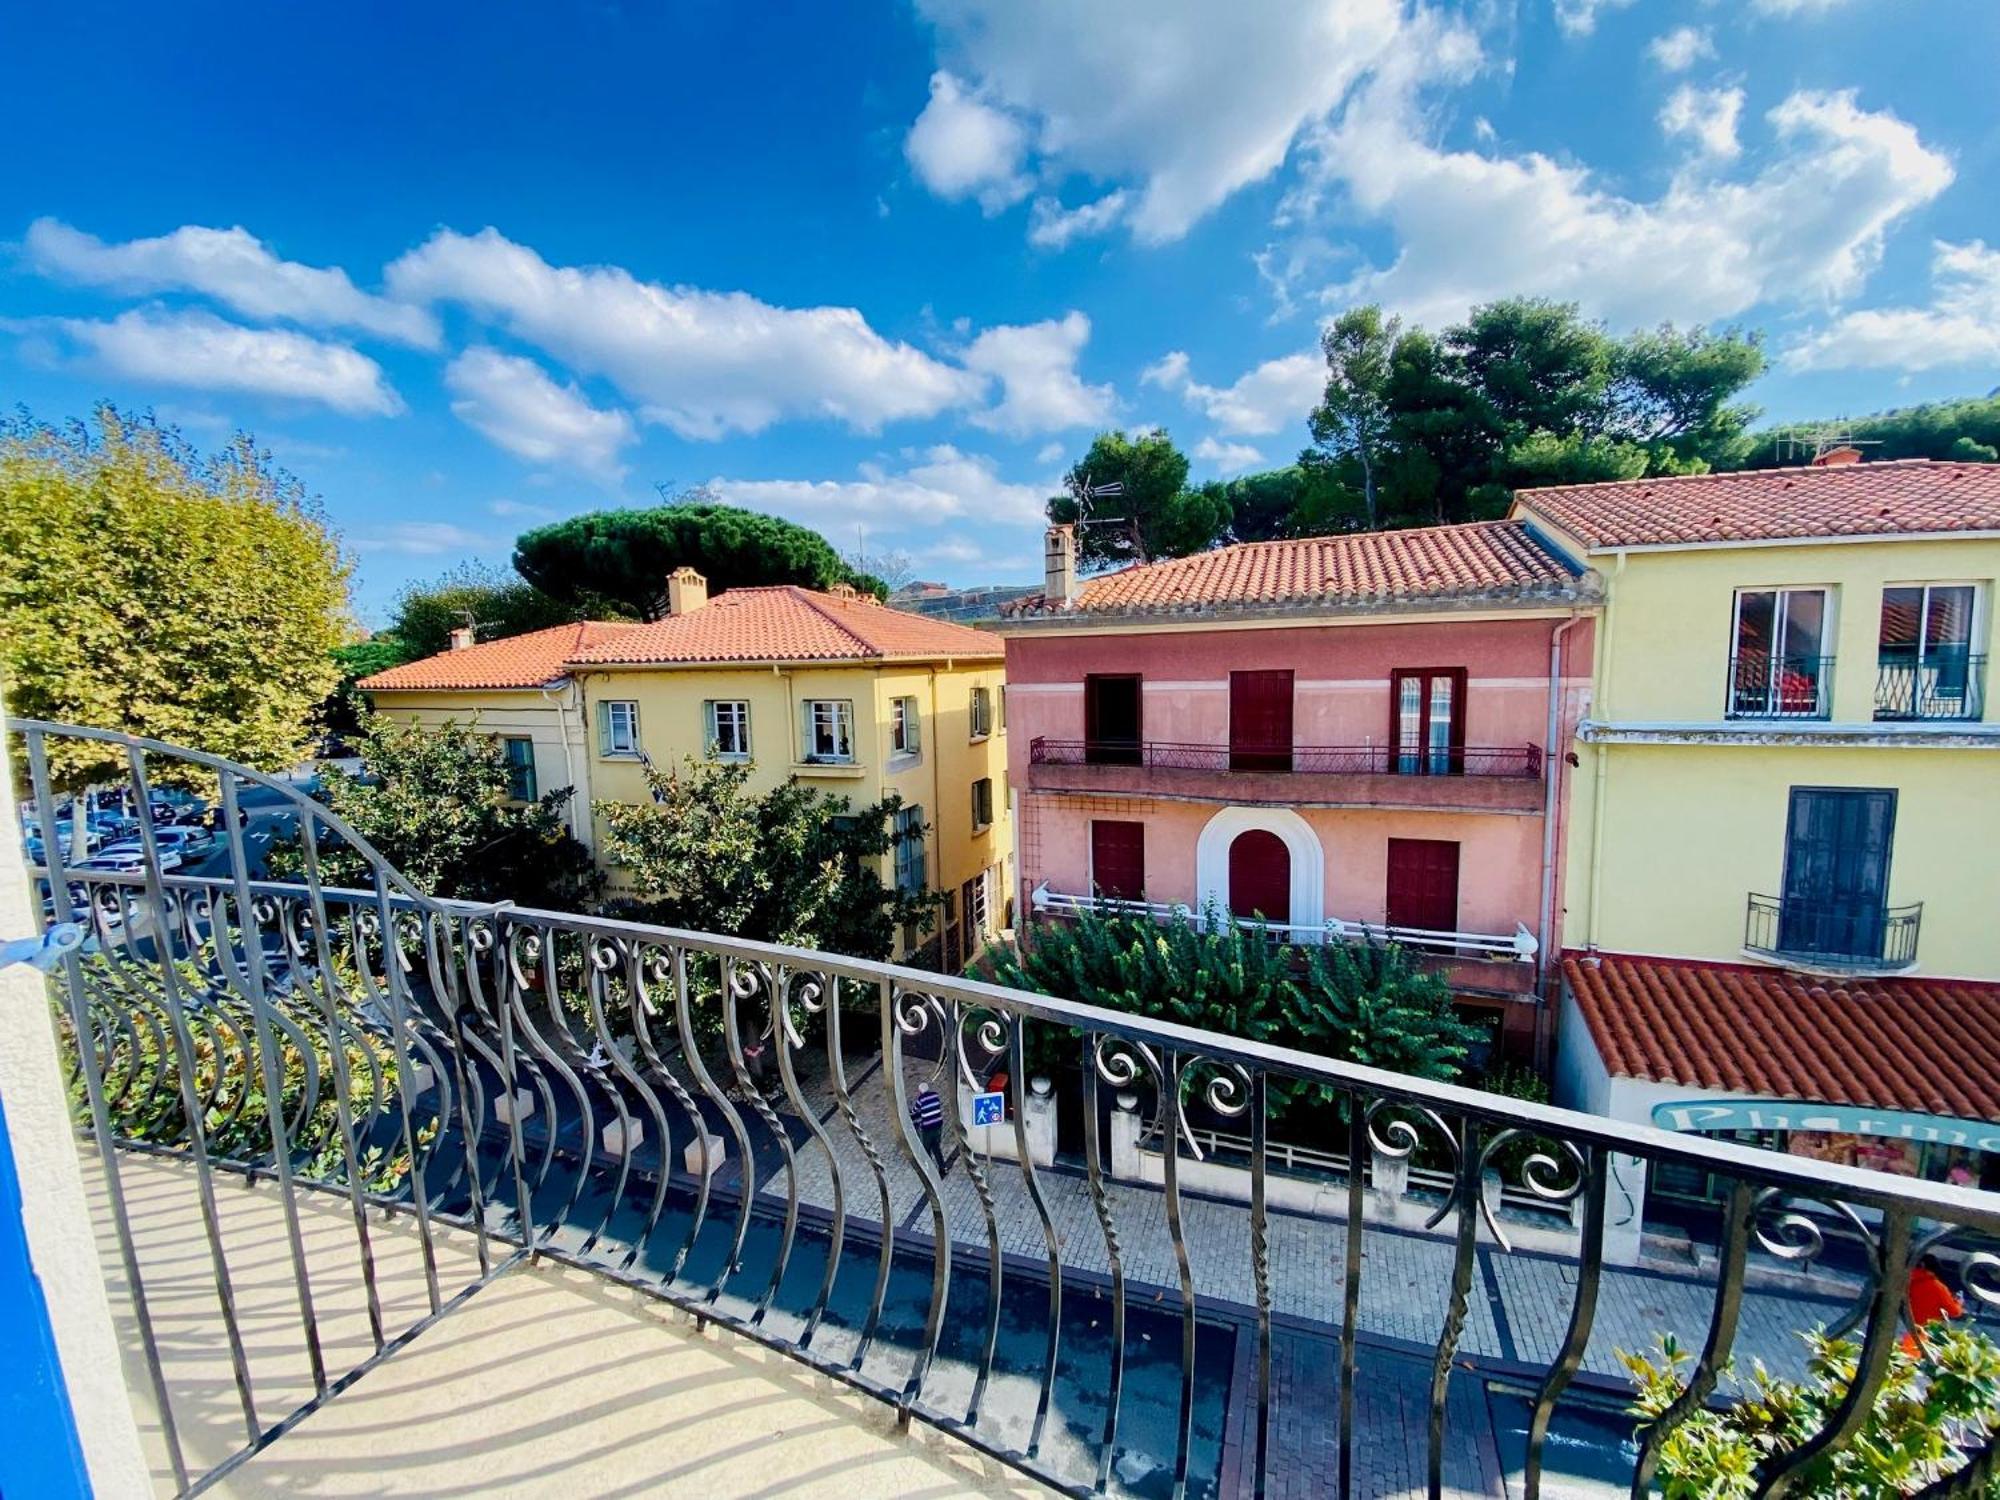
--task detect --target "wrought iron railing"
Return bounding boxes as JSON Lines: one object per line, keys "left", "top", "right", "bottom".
{"left": 1875, "top": 651, "right": 1988, "bottom": 722}
{"left": 1029, "top": 737, "right": 1544, "bottom": 779}
{"left": 11, "top": 719, "right": 2000, "bottom": 1499}
{"left": 1744, "top": 892, "right": 1923, "bottom": 972}
{"left": 1725, "top": 653, "right": 1835, "bottom": 720}
{"left": 1030, "top": 884, "right": 1539, "bottom": 961}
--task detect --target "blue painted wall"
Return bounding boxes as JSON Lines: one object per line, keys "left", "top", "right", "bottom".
{"left": 0, "top": 1096, "right": 92, "bottom": 1499}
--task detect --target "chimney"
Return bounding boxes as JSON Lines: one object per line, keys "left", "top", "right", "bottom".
{"left": 1044, "top": 523, "right": 1078, "bottom": 606}
{"left": 667, "top": 567, "right": 708, "bottom": 615}
{"left": 448, "top": 626, "right": 475, "bottom": 652}
{"left": 1813, "top": 445, "right": 1864, "bottom": 467}
{"left": 827, "top": 581, "right": 858, "bottom": 601}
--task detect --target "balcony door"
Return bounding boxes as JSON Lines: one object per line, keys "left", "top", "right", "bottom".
{"left": 1731, "top": 588, "right": 1830, "bottom": 718}
{"left": 1227, "top": 829, "right": 1291, "bottom": 925}
{"left": 1778, "top": 787, "right": 1895, "bottom": 960}
{"left": 1386, "top": 838, "right": 1460, "bottom": 934}
{"left": 1390, "top": 669, "right": 1465, "bottom": 774}
{"left": 1230, "top": 670, "right": 1294, "bottom": 772}
{"left": 1085, "top": 674, "right": 1142, "bottom": 765}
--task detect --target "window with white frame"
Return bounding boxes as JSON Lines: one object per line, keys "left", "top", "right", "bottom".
{"left": 705, "top": 699, "right": 751, "bottom": 759}
{"left": 965, "top": 867, "right": 991, "bottom": 935}
{"left": 969, "top": 685, "right": 992, "bottom": 739}
{"left": 893, "top": 805, "right": 926, "bottom": 894}
{"left": 597, "top": 700, "right": 641, "bottom": 756}
{"left": 1877, "top": 583, "right": 1983, "bottom": 721}
{"left": 890, "top": 695, "right": 921, "bottom": 756}
{"left": 970, "top": 776, "right": 994, "bottom": 831}
{"left": 802, "top": 699, "right": 855, "bottom": 762}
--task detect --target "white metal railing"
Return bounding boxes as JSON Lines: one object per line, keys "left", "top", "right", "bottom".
{"left": 1029, "top": 883, "right": 1538, "bottom": 961}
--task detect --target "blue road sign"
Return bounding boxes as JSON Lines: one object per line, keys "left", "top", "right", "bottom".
{"left": 971, "top": 1090, "right": 1005, "bottom": 1128}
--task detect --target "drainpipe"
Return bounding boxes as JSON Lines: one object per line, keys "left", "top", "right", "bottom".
{"left": 537, "top": 678, "right": 583, "bottom": 841}
{"left": 1585, "top": 551, "right": 1629, "bottom": 953}
{"left": 1535, "top": 611, "right": 1583, "bottom": 987}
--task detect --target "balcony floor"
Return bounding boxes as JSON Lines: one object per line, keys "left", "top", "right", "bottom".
{"left": 86, "top": 1152, "right": 1052, "bottom": 1499}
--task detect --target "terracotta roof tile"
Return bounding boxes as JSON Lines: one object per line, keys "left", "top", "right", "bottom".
{"left": 1514, "top": 459, "right": 2000, "bottom": 550}
{"left": 1565, "top": 954, "right": 2000, "bottom": 1121}
{"left": 569, "top": 586, "right": 1002, "bottom": 665}
{"left": 1003, "top": 520, "right": 1582, "bottom": 619}
{"left": 358, "top": 621, "right": 640, "bottom": 691}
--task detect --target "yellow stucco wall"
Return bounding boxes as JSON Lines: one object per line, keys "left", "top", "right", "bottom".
{"left": 574, "top": 660, "right": 1012, "bottom": 953}
{"left": 1560, "top": 532, "right": 2000, "bottom": 980}
{"left": 366, "top": 687, "right": 593, "bottom": 841}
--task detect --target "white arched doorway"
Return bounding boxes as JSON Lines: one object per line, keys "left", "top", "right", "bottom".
{"left": 1194, "top": 807, "right": 1325, "bottom": 937}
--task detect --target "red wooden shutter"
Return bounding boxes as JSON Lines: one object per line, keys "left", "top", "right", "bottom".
{"left": 1090, "top": 820, "right": 1147, "bottom": 901}
{"left": 1230, "top": 670, "right": 1295, "bottom": 772}
{"left": 1386, "top": 838, "right": 1460, "bottom": 933}
{"left": 1227, "top": 829, "right": 1292, "bottom": 924}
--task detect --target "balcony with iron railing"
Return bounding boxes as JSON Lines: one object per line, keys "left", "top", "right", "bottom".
{"left": 1025, "top": 736, "right": 1547, "bottom": 813}
{"left": 1743, "top": 892, "right": 1923, "bottom": 975}
{"left": 1724, "top": 652, "right": 1835, "bottom": 721}
{"left": 1874, "top": 648, "right": 1988, "bottom": 722}
{"left": 10, "top": 719, "right": 2000, "bottom": 1499}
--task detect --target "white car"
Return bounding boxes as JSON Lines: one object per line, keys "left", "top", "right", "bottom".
{"left": 93, "top": 841, "right": 182, "bottom": 873}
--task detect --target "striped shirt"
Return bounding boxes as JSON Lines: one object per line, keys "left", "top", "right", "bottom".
{"left": 910, "top": 1089, "right": 944, "bottom": 1129}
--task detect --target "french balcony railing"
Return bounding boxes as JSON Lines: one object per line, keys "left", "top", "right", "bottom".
{"left": 1030, "top": 882, "right": 1539, "bottom": 962}
{"left": 1029, "top": 737, "right": 1544, "bottom": 778}
{"left": 12, "top": 717, "right": 2000, "bottom": 1500}
{"left": 1724, "top": 652, "right": 1834, "bottom": 720}
{"left": 1743, "top": 892, "right": 1923, "bottom": 974}
{"left": 1874, "top": 650, "right": 1987, "bottom": 722}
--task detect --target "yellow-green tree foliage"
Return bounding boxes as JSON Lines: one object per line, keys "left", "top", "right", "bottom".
{"left": 0, "top": 409, "right": 349, "bottom": 788}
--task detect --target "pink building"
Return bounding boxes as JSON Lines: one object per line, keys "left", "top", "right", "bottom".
{"left": 999, "top": 522, "right": 1599, "bottom": 1055}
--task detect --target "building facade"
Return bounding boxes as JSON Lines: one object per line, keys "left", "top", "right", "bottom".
{"left": 1524, "top": 454, "right": 2000, "bottom": 1245}
{"left": 1001, "top": 522, "right": 1598, "bottom": 1055}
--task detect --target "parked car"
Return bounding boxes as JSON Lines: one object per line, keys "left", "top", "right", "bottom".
{"left": 92, "top": 841, "right": 181, "bottom": 873}
{"left": 154, "top": 826, "right": 218, "bottom": 861}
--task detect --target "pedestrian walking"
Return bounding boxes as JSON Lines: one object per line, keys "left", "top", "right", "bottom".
{"left": 1903, "top": 1255, "right": 1964, "bottom": 1356}
{"left": 910, "top": 1082, "right": 947, "bottom": 1176}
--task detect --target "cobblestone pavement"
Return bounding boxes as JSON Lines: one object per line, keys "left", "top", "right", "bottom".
{"left": 761, "top": 1057, "right": 1854, "bottom": 1392}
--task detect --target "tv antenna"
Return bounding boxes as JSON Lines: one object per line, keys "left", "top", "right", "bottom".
{"left": 1070, "top": 473, "right": 1143, "bottom": 560}
{"left": 1772, "top": 423, "right": 1881, "bottom": 466}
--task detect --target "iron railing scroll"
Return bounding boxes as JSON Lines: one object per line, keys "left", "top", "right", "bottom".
{"left": 11, "top": 717, "right": 2000, "bottom": 1499}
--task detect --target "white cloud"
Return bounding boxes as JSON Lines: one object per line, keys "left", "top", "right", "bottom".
{"left": 26, "top": 307, "right": 401, "bottom": 415}
{"left": 904, "top": 70, "right": 1033, "bottom": 211}
{"left": 713, "top": 445, "right": 1048, "bottom": 537}
{"left": 1035, "top": 440, "right": 1068, "bottom": 464}
{"left": 1647, "top": 26, "right": 1714, "bottom": 71}
{"left": 352, "top": 521, "right": 497, "bottom": 555}
{"left": 1749, "top": 0, "right": 1854, "bottom": 14}
{"left": 1027, "top": 190, "right": 1129, "bottom": 249}
{"left": 24, "top": 218, "right": 437, "bottom": 348}
{"left": 1301, "top": 81, "right": 1954, "bottom": 329}
{"left": 959, "top": 312, "right": 1116, "bottom": 436}
{"left": 1788, "top": 240, "right": 2000, "bottom": 373}
{"left": 1553, "top": 0, "right": 1635, "bottom": 37}
{"left": 385, "top": 227, "right": 981, "bottom": 439}
{"left": 1145, "top": 348, "right": 1323, "bottom": 437}
{"left": 1194, "top": 437, "right": 1265, "bottom": 473}
{"left": 488, "top": 497, "right": 563, "bottom": 521}
{"left": 910, "top": 0, "right": 1415, "bottom": 243}
{"left": 1660, "top": 84, "right": 1744, "bottom": 161}
{"left": 444, "top": 347, "right": 635, "bottom": 480}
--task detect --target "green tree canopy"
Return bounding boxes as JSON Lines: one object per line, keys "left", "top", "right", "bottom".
{"left": 280, "top": 718, "right": 599, "bottom": 909}
{"left": 1736, "top": 393, "right": 2000, "bottom": 468}
{"left": 387, "top": 561, "right": 585, "bottom": 659}
{"left": 595, "top": 757, "right": 934, "bottom": 959}
{"left": 0, "top": 407, "right": 348, "bottom": 790}
{"left": 1045, "top": 429, "right": 1230, "bottom": 569}
{"left": 513, "top": 493, "right": 874, "bottom": 619}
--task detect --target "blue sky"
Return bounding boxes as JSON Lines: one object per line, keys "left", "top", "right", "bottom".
{"left": 5, "top": 0, "right": 1998, "bottom": 623}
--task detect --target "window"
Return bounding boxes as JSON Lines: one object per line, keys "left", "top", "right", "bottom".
{"left": 1230, "top": 670, "right": 1294, "bottom": 772}
{"left": 1729, "top": 588, "right": 1831, "bottom": 718}
{"left": 1090, "top": 819, "right": 1145, "bottom": 902}
{"left": 502, "top": 737, "right": 536, "bottom": 801}
{"left": 893, "top": 805, "right": 926, "bottom": 894}
{"left": 802, "top": 699, "right": 855, "bottom": 762}
{"left": 1386, "top": 838, "right": 1460, "bottom": 934}
{"left": 969, "top": 685, "right": 993, "bottom": 739}
{"left": 1878, "top": 584, "right": 1981, "bottom": 720}
{"left": 597, "top": 700, "right": 641, "bottom": 757}
{"left": 1776, "top": 787, "right": 1897, "bottom": 962}
{"left": 971, "top": 776, "right": 994, "bottom": 830}
{"left": 890, "top": 695, "right": 921, "bottom": 756}
{"left": 1084, "top": 674, "right": 1142, "bottom": 765}
{"left": 705, "top": 700, "right": 751, "bottom": 759}
{"left": 962, "top": 869, "right": 991, "bottom": 938}
{"left": 1390, "top": 669, "right": 1465, "bottom": 774}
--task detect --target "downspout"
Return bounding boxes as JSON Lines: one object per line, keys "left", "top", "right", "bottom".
{"left": 1585, "top": 550, "right": 1629, "bottom": 953}
{"left": 537, "top": 676, "right": 583, "bottom": 840}
{"left": 1535, "top": 611, "right": 1583, "bottom": 985}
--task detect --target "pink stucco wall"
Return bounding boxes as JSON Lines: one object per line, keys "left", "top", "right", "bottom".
{"left": 1003, "top": 613, "right": 1597, "bottom": 975}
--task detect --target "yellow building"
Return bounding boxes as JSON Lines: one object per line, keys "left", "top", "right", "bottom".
{"left": 363, "top": 571, "right": 1011, "bottom": 965}
{"left": 1513, "top": 454, "right": 2000, "bottom": 1247}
